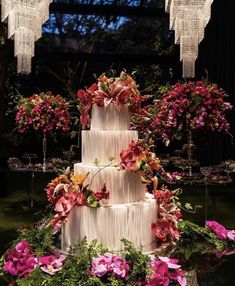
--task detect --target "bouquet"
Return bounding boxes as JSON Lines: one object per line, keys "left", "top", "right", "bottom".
{"left": 137, "top": 81, "right": 232, "bottom": 142}
{"left": 16, "top": 92, "right": 71, "bottom": 134}
{"left": 77, "top": 71, "right": 143, "bottom": 128}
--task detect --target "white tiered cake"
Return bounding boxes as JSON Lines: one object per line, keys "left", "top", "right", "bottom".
{"left": 62, "top": 103, "right": 157, "bottom": 251}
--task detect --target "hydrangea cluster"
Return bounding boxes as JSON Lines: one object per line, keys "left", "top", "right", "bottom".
{"left": 150, "top": 81, "right": 232, "bottom": 142}
{"left": 16, "top": 92, "right": 71, "bottom": 134}
{"left": 77, "top": 71, "right": 142, "bottom": 128}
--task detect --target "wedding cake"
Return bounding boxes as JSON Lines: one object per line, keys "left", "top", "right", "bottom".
{"left": 62, "top": 103, "right": 157, "bottom": 251}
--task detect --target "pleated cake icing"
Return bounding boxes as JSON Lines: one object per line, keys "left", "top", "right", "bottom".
{"left": 62, "top": 103, "right": 157, "bottom": 251}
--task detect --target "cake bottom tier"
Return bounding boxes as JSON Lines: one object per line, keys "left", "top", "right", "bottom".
{"left": 62, "top": 198, "right": 157, "bottom": 252}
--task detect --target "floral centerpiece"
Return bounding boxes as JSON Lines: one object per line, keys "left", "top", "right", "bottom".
{"left": 77, "top": 71, "right": 143, "bottom": 128}
{"left": 15, "top": 92, "right": 71, "bottom": 170}
{"left": 150, "top": 81, "right": 233, "bottom": 143}
{"left": 16, "top": 91, "right": 71, "bottom": 134}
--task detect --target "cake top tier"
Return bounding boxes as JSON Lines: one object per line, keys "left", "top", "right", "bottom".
{"left": 77, "top": 72, "right": 142, "bottom": 129}
{"left": 91, "top": 103, "right": 130, "bottom": 130}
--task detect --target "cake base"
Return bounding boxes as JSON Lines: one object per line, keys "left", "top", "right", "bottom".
{"left": 61, "top": 197, "right": 157, "bottom": 252}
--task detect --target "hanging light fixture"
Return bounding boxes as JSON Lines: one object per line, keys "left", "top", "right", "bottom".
{"left": 0, "top": 0, "right": 52, "bottom": 74}
{"left": 166, "top": 0, "right": 214, "bottom": 78}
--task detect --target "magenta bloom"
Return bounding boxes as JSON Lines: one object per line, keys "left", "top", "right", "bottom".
{"left": 3, "top": 240, "right": 37, "bottom": 278}
{"left": 90, "top": 253, "right": 130, "bottom": 279}
{"left": 38, "top": 253, "right": 65, "bottom": 275}
{"left": 91, "top": 253, "right": 113, "bottom": 277}
{"left": 147, "top": 257, "right": 187, "bottom": 286}
{"left": 206, "top": 220, "right": 235, "bottom": 241}
{"left": 206, "top": 221, "right": 229, "bottom": 240}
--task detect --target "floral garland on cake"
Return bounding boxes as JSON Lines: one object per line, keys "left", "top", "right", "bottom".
{"left": 118, "top": 139, "right": 183, "bottom": 243}
{"left": 45, "top": 168, "right": 109, "bottom": 231}
{"left": 77, "top": 71, "right": 143, "bottom": 128}
{"left": 15, "top": 92, "right": 71, "bottom": 134}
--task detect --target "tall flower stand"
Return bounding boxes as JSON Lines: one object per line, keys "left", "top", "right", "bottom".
{"left": 183, "top": 130, "right": 196, "bottom": 176}
{"left": 42, "top": 132, "right": 47, "bottom": 172}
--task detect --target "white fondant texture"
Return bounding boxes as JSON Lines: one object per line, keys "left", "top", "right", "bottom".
{"left": 62, "top": 103, "right": 157, "bottom": 251}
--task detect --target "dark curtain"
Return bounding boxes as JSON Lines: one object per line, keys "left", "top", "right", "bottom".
{"left": 196, "top": 0, "right": 235, "bottom": 163}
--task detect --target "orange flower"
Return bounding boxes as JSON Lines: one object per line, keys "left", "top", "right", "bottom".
{"left": 70, "top": 173, "right": 87, "bottom": 185}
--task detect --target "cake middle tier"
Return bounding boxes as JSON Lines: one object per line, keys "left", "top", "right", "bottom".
{"left": 74, "top": 163, "right": 145, "bottom": 204}
{"left": 82, "top": 130, "right": 138, "bottom": 165}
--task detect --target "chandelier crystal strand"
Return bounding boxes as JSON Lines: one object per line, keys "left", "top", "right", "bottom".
{"left": 0, "top": 0, "right": 52, "bottom": 74}
{"left": 166, "top": 0, "right": 214, "bottom": 78}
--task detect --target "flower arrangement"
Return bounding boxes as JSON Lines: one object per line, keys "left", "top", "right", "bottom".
{"left": 152, "top": 186, "right": 182, "bottom": 243}
{"left": 118, "top": 140, "right": 183, "bottom": 244}
{"left": 77, "top": 71, "right": 143, "bottom": 128}
{"left": 45, "top": 168, "right": 109, "bottom": 230}
{"left": 150, "top": 81, "right": 233, "bottom": 142}
{"left": 15, "top": 91, "right": 71, "bottom": 134}
{"left": 132, "top": 81, "right": 233, "bottom": 143}
{"left": 119, "top": 139, "right": 161, "bottom": 187}
{"left": 2, "top": 239, "right": 65, "bottom": 279}
{"left": 0, "top": 232, "right": 188, "bottom": 286}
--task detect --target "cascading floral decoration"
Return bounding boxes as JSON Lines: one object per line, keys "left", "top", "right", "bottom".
{"left": 77, "top": 71, "right": 143, "bottom": 128}
{"left": 119, "top": 139, "right": 183, "bottom": 244}
{"left": 15, "top": 91, "right": 71, "bottom": 134}
{"left": 132, "top": 81, "right": 233, "bottom": 143}
{"left": 119, "top": 139, "right": 161, "bottom": 185}
{"left": 45, "top": 168, "right": 109, "bottom": 231}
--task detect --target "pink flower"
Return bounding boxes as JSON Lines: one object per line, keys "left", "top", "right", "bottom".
{"left": 90, "top": 253, "right": 130, "bottom": 279}
{"left": 90, "top": 253, "right": 113, "bottom": 277}
{"left": 38, "top": 254, "right": 65, "bottom": 275}
{"left": 147, "top": 257, "right": 187, "bottom": 286}
{"left": 55, "top": 191, "right": 84, "bottom": 217}
{"left": 227, "top": 230, "right": 235, "bottom": 240}
{"left": 205, "top": 221, "right": 229, "bottom": 240}
{"left": 112, "top": 256, "right": 130, "bottom": 279}
{"left": 3, "top": 240, "right": 37, "bottom": 278}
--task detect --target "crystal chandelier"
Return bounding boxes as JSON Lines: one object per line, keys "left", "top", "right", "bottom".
{"left": 0, "top": 0, "right": 52, "bottom": 74}
{"left": 166, "top": 0, "right": 214, "bottom": 78}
